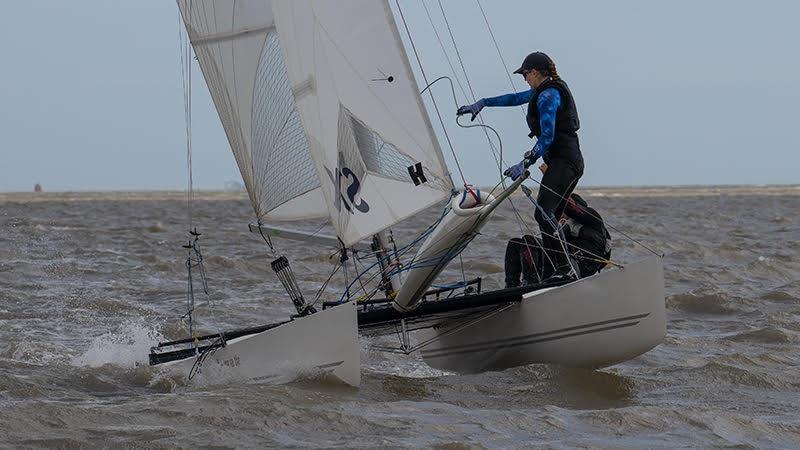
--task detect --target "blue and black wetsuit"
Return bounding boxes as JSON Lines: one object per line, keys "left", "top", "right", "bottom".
{"left": 485, "top": 79, "right": 584, "bottom": 277}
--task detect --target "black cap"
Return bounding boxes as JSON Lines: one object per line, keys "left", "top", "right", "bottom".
{"left": 513, "top": 52, "right": 553, "bottom": 74}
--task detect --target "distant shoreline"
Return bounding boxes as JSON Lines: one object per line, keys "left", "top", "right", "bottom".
{"left": 2, "top": 184, "right": 799, "bottom": 203}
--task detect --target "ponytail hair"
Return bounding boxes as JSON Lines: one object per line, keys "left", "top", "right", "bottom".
{"left": 544, "top": 59, "right": 561, "bottom": 81}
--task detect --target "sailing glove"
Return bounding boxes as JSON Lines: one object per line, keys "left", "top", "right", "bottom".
{"left": 504, "top": 160, "right": 527, "bottom": 180}
{"left": 456, "top": 99, "right": 486, "bottom": 121}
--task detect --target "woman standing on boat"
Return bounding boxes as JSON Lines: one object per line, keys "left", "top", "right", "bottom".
{"left": 457, "top": 51, "right": 584, "bottom": 280}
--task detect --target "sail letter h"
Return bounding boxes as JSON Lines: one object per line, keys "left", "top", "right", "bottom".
{"left": 408, "top": 162, "right": 427, "bottom": 186}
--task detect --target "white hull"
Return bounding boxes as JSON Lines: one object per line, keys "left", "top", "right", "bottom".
{"left": 394, "top": 177, "right": 526, "bottom": 311}
{"left": 419, "top": 257, "right": 666, "bottom": 372}
{"left": 160, "top": 302, "right": 361, "bottom": 387}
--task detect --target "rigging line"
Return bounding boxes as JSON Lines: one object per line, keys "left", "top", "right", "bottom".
{"left": 437, "top": 0, "right": 475, "bottom": 101}
{"left": 178, "top": 14, "right": 192, "bottom": 230}
{"left": 525, "top": 176, "right": 663, "bottom": 256}
{"left": 179, "top": 6, "right": 227, "bottom": 338}
{"left": 227, "top": 0, "right": 244, "bottom": 203}
{"left": 352, "top": 253, "right": 370, "bottom": 298}
{"left": 455, "top": 116, "right": 502, "bottom": 172}
{"left": 394, "top": 0, "right": 466, "bottom": 186}
{"left": 420, "top": 76, "right": 503, "bottom": 173}
{"left": 437, "top": 0, "right": 549, "bottom": 258}
{"left": 437, "top": 0, "right": 544, "bottom": 250}
{"left": 420, "top": 0, "right": 469, "bottom": 103}
{"left": 436, "top": 0, "right": 507, "bottom": 174}
{"left": 338, "top": 202, "right": 453, "bottom": 303}
{"left": 188, "top": 36, "right": 193, "bottom": 231}
{"left": 470, "top": 4, "right": 533, "bottom": 257}
{"left": 476, "top": 176, "right": 553, "bottom": 270}
{"left": 535, "top": 226, "right": 619, "bottom": 268}
{"left": 310, "top": 261, "right": 341, "bottom": 307}
{"left": 424, "top": 75, "right": 534, "bottom": 253}
{"left": 475, "top": 0, "right": 526, "bottom": 116}
{"left": 517, "top": 185, "right": 630, "bottom": 265}
{"left": 458, "top": 253, "right": 467, "bottom": 286}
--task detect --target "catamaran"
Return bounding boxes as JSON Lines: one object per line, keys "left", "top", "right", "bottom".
{"left": 149, "top": 0, "right": 666, "bottom": 387}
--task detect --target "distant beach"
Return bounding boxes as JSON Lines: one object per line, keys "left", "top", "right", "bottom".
{"left": 3, "top": 184, "right": 797, "bottom": 204}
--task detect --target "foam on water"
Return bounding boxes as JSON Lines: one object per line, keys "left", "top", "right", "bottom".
{"left": 71, "top": 319, "right": 165, "bottom": 369}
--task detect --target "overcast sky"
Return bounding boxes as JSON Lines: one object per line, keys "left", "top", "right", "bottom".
{"left": 1, "top": 0, "right": 798, "bottom": 192}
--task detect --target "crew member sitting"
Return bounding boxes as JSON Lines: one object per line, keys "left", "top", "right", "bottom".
{"left": 561, "top": 193, "right": 612, "bottom": 278}
{"left": 504, "top": 193, "right": 611, "bottom": 288}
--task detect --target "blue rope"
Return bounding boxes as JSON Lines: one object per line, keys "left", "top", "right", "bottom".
{"left": 337, "top": 197, "right": 454, "bottom": 304}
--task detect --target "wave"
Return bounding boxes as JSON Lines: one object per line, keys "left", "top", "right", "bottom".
{"left": 763, "top": 281, "right": 800, "bottom": 302}
{"left": 726, "top": 326, "right": 791, "bottom": 344}
{"left": 666, "top": 292, "right": 743, "bottom": 315}
{"left": 680, "top": 361, "right": 787, "bottom": 390}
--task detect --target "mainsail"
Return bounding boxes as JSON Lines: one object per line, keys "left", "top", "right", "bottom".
{"left": 179, "top": 0, "right": 454, "bottom": 247}
{"left": 271, "top": 0, "right": 454, "bottom": 246}
{"left": 177, "top": 0, "right": 327, "bottom": 222}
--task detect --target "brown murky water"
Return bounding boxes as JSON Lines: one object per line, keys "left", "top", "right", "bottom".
{"left": 1, "top": 186, "right": 799, "bottom": 447}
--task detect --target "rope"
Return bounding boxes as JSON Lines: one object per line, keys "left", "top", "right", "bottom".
{"left": 337, "top": 199, "right": 454, "bottom": 304}
{"left": 178, "top": 13, "right": 193, "bottom": 230}
{"left": 188, "top": 334, "right": 225, "bottom": 380}
{"left": 394, "top": 0, "right": 466, "bottom": 186}
{"left": 419, "top": 77, "right": 505, "bottom": 177}
{"left": 420, "top": 1, "right": 470, "bottom": 104}
{"left": 434, "top": 0, "right": 506, "bottom": 175}
{"left": 256, "top": 222, "right": 277, "bottom": 257}
{"left": 177, "top": 7, "right": 228, "bottom": 348}
{"left": 427, "top": 3, "right": 545, "bottom": 265}
{"left": 437, "top": 0, "right": 476, "bottom": 102}
{"left": 524, "top": 176, "right": 664, "bottom": 257}
{"left": 475, "top": 0, "right": 526, "bottom": 116}
{"left": 421, "top": 75, "right": 548, "bottom": 267}
{"left": 178, "top": 11, "right": 199, "bottom": 341}
{"left": 181, "top": 233, "right": 214, "bottom": 345}
{"left": 518, "top": 186, "right": 624, "bottom": 267}
{"left": 311, "top": 261, "right": 342, "bottom": 307}
{"left": 399, "top": 5, "right": 549, "bottom": 293}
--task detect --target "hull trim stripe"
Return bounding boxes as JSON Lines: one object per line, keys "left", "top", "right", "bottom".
{"left": 423, "top": 313, "right": 650, "bottom": 358}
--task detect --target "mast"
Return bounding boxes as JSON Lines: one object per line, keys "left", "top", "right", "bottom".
{"left": 372, "top": 231, "right": 402, "bottom": 298}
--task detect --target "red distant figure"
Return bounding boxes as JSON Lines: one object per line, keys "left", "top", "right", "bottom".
{"left": 34, "top": 183, "right": 42, "bottom": 193}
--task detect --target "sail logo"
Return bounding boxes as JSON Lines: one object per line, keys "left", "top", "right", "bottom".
{"left": 408, "top": 162, "right": 427, "bottom": 186}
{"left": 325, "top": 165, "right": 370, "bottom": 214}
{"left": 216, "top": 355, "right": 241, "bottom": 368}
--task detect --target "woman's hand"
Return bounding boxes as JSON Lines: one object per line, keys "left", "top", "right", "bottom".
{"left": 456, "top": 99, "right": 486, "bottom": 121}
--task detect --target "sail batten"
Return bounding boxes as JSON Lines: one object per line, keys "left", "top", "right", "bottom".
{"left": 191, "top": 25, "right": 273, "bottom": 46}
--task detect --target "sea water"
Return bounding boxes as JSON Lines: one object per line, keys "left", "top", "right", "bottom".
{"left": 1, "top": 186, "right": 799, "bottom": 447}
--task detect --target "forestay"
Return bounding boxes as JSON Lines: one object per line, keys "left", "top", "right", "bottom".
{"left": 177, "top": 0, "right": 328, "bottom": 222}
{"left": 272, "top": 0, "right": 454, "bottom": 247}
